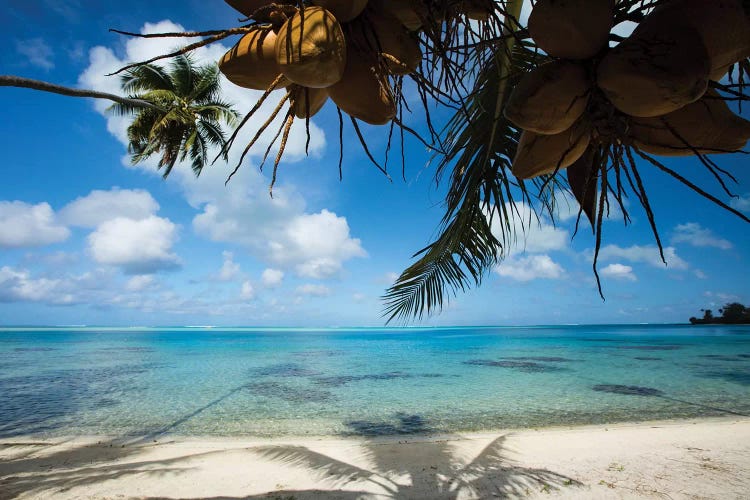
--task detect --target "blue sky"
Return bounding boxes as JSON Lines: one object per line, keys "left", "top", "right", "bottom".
{"left": 1, "top": 0, "right": 749, "bottom": 326}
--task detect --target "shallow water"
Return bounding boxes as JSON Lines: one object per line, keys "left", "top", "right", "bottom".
{"left": 1, "top": 325, "right": 749, "bottom": 438}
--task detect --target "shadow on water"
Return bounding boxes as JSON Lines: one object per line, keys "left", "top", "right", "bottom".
{"left": 0, "top": 363, "right": 160, "bottom": 438}
{"left": 0, "top": 413, "right": 581, "bottom": 500}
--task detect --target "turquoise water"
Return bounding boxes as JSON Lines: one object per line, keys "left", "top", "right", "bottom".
{"left": 1, "top": 325, "right": 749, "bottom": 438}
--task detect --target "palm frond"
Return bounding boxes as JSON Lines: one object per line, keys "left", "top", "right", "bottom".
{"left": 383, "top": 31, "right": 543, "bottom": 323}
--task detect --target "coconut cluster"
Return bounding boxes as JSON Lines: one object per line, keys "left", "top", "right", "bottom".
{"left": 507, "top": 0, "right": 750, "bottom": 180}
{"left": 220, "top": 0, "right": 493, "bottom": 125}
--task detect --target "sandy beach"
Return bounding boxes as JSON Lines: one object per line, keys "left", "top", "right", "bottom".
{"left": 1, "top": 417, "right": 748, "bottom": 499}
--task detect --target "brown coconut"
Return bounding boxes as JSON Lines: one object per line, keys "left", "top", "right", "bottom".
{"left": 505, "top": 60, "right": 591, "bottom": 135}
{"left": 641, "top": 0, "right": 750, "bottom": 79}
{"left": 512, "top": 120, "right": 591, "bottom": 180}
{"left": 630, "top": 90, "right": 750, "bottom": 156}
{"left": 355, "top": 11, "right": 422, "bottom": 75}
{"left": 224, "top": 0, "right": 270, "bottom": 17}
{"left": 597, "top": 23, "right": 710, "bottom": 117}
{"left": 566, "top": 147, "right": 598, "bottom": 229}
{"left": 291, "top": 86, "right": 329, "bottom": 119}
{"left": 220, "top": 28, "right": 289, "bottom": 90}
{"left": 275, "top": 6, "right": 347, "bottom": 88}
{"left": 370, "top": 0, "right": 425, "bottom": 31}
{"left": 311, "top": 0, "right": 369, "bottom": 22}
{"left": 461, "top": 0, "right": 495, "bottom": 21}
{"left": 327, "top": 46, "right": 396, "bottom": 125}
{"left": 529, "top": 0, "right": 615, "bottom": 60}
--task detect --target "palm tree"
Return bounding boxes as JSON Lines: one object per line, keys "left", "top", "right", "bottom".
{"left": 110, "top": 54, "right": 238, "bottom": 178}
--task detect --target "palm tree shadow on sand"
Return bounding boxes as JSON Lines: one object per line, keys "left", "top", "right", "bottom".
{"left": 234, "top": 413, "right": 581, "bottom": 500}
{"left": 0, "top": 411, "right": 580, "bottom": 500}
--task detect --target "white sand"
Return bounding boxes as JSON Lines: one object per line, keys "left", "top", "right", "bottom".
{"left": 1, "top": 418, "right": 749, "bottom": 499}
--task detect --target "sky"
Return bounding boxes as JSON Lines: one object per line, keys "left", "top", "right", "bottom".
{"left": 0, "top": 0, "right": 749, "bottom": 327}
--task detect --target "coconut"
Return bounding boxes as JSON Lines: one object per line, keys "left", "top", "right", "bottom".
{"left": 291, "top": 86, "right": 329, "bottom": 118}
{"left": 370, "top": 0, "right": 425, "bottom": 31}
{"left": 597, "top": 23, "right": 710, "bottom": 117}
{"left": 566, "top": 147, "right": 598, "bottom": 229}
{"left": 327, "top": 45, "right": 396, "bottom": 125}
{"left": 224, "top": 0, "right": 271, "bottom": 17}
{"left": 630, "top": 90, "right": 750, "bottom": 156}
{"left": 512, "top": 120, "right": 591, "bottom": 180}
{"left": 311, "top": 0, "right": 369, "bottom": 22}
{"left": 461, "top": 0, "right": 495, "bottom": 21}
{"left": 354, "top": 11, "right": 422, "bottom": 75}
{"left": 275, "top": 6, "right": 347, "bottom": 88}
{"left": 505, "top": 60, "right": 591, "bottom": 135}
{"left": 528, "top": 0, "right": 615, "bottom": 60}
{"left": 220, "top": 28, "right": 289, "bottom": 90}
{"left": 640, "top": 0, "right": 750, "bottom": 79}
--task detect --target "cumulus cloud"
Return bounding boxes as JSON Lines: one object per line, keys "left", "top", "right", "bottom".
{"left": 296, "top": 284, "right": 331, "bottom": 297}
{"left": 261, "top": 268, "right": 284, "bottom": 288}
{"left": 88, "top": 216, "right": 180, "bottom": 274}
{"left": 731, "top": 193, "right": 750, "bottom": 213}
{"left": 125, "top": 275, "right": 156, "bottom": 292}
{"left": 600, "top": 263, "right": 637, "bottom": 281}
{"left": 597, "top": 244, "right": 688, "bottom": 270}
{"left": 488, "top": 202, "right": 569, "bottom": 255}
{"left": 59, "top": 189, "right": 159, "bottom": 228}
{"left": 0, "top": 266, "right": 72, "bottom": 304}
{"left": 0, "top": 201, "right": 70, "bottom": 248}
{"left": 78, "top": 21, "right": 367, "bottom": 280}
{"left": 495, "top": 254, "right": 564, "bottom": 282}
{"left": 671, "top": 223, "right": 732, "bottom": 250}
{"left": 16, "top": 37, "right": 54, "bottom": 70}
{"left": 241, "top": 281, "right": 255, "bottom": 300}
{"left": 217, "top": 251, "right": 241, "bottom": 281}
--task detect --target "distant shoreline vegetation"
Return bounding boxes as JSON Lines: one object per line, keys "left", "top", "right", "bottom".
{"left": 690, "top": 303, "right": 750, "bottom": 325}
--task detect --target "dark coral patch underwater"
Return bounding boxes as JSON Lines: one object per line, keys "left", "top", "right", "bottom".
{"left": 463, "top": 359, "right": 569, "bottom": 373}
{"left": 592, "top": 384, "right": 664, "bottom": 397}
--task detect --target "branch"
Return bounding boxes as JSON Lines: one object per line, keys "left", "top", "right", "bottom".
{"left": 0, "top": 75, "right": 163, "bottom": 111}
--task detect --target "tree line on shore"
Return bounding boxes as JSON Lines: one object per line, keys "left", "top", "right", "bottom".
{"left": 689, "top": 303, "right": 750, "bottom": 325}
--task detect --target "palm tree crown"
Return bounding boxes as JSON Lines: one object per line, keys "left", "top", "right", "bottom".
{"left": 110, "top": 54, "right": 238, "bottom": 178}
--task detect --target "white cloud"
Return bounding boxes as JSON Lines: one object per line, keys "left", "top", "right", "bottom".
{"left": 600, "top": 263, "right": 637, "bottom": 281}
{"left": 16, "top": 38, "right": 54, "bottom": 70}
{"left": 488, "top": 202, "right": 569, "bottom": 255}
{"left": 0, "top": 201, "right": 70, "bottom": 248}
{"left": 217, "top": 251, "right": 241, "bottom": 281}
{"left": 88, "top": 216, "right": 180, "bottom": 274}
{"left": 352, "top": 293, "right": 366, "bottom": 303}
{"left": 125, "top": 275, "right": 156, "bottom": 292}
{"left": 694, "top": 269, "right": 708, "bottom": 280}
{"left": 597, "top": 244, "right": 688, "bottom": 270}
{"left": 671, "top": 222, "right": 732, "bottom": 250}
{"left": 241, "top": 281, "right": 255, "bottom": 300}
{"left": 261, "top": 268, "right": 284, "bottom": 288}
{"left": 296, "top": 284, "right": 331, "bottom": 297}
{"left": 731, "top": 193, "right": 750, "bottom": 213}
{"left": 78, "top": 21, "right": 369, "bottom": 281}
{"left": 59, "top": 188, "right": 159, "bottom": 227}
{"left": 494, "top": 254, "right": 564, "bottom": 282}
{"left": 0, "top": 266, "right": 72, "bottom": 304}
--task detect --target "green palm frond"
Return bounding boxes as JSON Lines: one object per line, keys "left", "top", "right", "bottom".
{"left": 120, "top": 63, "right": 173, "bottom": 94}
{"left": 169, "top": 54, "right": 196, "bottom": 97}
{"left": 383, "top": 36, "right": 545, "bottom": 323}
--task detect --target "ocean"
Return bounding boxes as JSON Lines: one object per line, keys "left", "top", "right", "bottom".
{"left": 1, "top": 324, "right": 748, "bottom": 438}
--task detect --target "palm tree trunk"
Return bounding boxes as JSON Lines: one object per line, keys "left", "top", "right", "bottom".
{"left": 0, "top": 75, "right": 163, "bottom": 111}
